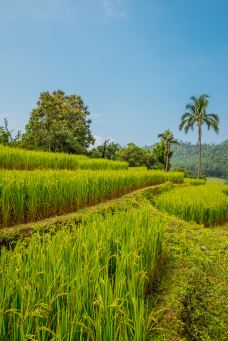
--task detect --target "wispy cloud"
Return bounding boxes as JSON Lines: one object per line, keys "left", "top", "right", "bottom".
{"left": 0, "top": 0, "right": 71, "bottom": 24}
{"left": 90, "top": 112, "right": 104, "bottom": 118}
{"left": 93, "top": 134, "right": 115, "bottom": 147}
{"left": 0, "top": 113, "right": 8, "bottom": 120}
{"left": 101, "top": 0, "right": 126, "bottom": 18}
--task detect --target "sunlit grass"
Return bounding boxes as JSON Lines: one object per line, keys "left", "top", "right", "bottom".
{"left": 0, "top": 144, "right": 128, "bottom": 170}
{"left": 155, "top": 185, "right": 228, "bottom": 226}
{"left": 0, "top": 169, "right": 183, "bottom": 227}
{"left": 0, "top": 208, "right": 163, "bottom": 340}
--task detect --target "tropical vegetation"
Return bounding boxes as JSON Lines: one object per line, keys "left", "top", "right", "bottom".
{"left": 171, "top": 140, "right": 228, "bottom": 179}
{"left": 0, "top": 90, "right": 227, "bottom": 340}
{"left": 179, "top": 94, "right": 219, "bottom": 178}
{"left": 158, "top": 129, "right": 179, "bottom": 171}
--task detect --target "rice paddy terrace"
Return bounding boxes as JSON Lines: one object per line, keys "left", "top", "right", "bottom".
{"left": 0, "top": 145, "right": 227, "bottom": 340}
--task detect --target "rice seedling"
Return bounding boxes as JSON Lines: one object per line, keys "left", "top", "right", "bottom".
{"left": 155, "top": 185, "right": 228, "bottom": 226}
{"left": 0, "top": 145, "right": 128, "bottom": 170}
{"left": 0, "top": 208, "right": 163, "bottom": 340}
{"left": 0, "top": 169, "right": 183, "bottom": 227}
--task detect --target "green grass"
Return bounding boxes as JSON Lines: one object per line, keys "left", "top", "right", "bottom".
{"left": 207, "top": 177, "right": 225, "bottom": 184}
{"left": 0, "top": 144, "right": 128, "bottom": 170}
{"left": 184, "top": 178, "right": 206, "bottom": 186}
{"left": 0, "top": 207, "right": 163, "bottom": 340}
{"left": 155, "top": 184, "right": 228, "bottom": 226}
{"left": 0, "top": 169, "right": 183, "bottom": 227}
{"left": 149, "top": 210, "right": 228, "bottom": 340}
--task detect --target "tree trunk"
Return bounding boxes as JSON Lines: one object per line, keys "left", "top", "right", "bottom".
{"left": 198, "top": 125, "right": 202, "bottom": 178}
{"left": 165, "top": 143, "right": 169, "bottom": 172}
{"left": 102, "top": 139, "right": 110, "bottom": 158}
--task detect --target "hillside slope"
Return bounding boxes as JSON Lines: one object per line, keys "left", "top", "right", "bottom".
{"left": 170, "top": 140, "right": 228, "bottom": 178}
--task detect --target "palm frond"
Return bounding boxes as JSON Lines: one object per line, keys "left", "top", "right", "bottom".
{"left": 158, "top": 133, "right": 165, "bottom": 139}
{"left": 190, "top": 95, "right": 197, "bottom": 103}
{"left": 201, "top": 93, "right": 210, "bottom": 99}
{"left": 203, "top": 113, "right": 219, "bottom": 133}
{"left": 207, "top": 113, "right": 219, "bottom": 123}
{"left": 171, "top": 139, "right": 180, "bottom": 145}
{"left": 185, "top": 104, "right": 195, "bottom": 114}
{"left": 181, "top": 112, "right": 192, "bottom": 121}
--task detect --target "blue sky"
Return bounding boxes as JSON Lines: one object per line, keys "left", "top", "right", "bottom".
{"left": 0, "top": 0, "right": 227, "bottom": 147}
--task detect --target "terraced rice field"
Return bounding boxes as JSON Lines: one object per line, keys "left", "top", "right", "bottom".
{"left": 0, "top": 169, "right": 183, "bottom": 227}
{"left": 0, "top": 145, "right": 128, "bottom": 170}
{"left": 0, "top": 208, "right": 162, "bottom": 340}
{"left": 0, "top": 146, "right": 227, "bottom": 340}
{"left": 155, "top": 184, "right": 228, "bottom": 226}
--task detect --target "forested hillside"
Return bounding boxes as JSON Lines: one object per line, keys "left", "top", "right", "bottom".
{"left": 170, "top": 140, "right": 228, "bottom": 178}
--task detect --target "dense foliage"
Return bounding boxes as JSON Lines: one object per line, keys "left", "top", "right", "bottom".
{"left": 171, "top": 140, "right": 228, "bottom": 178}
{"left": 89, "top": 141, "right": 121, "bottom": 160}
{"left": 116, "top": 143, "right": 155, "bottom": 168}
{"left": 22, "top": 90, "right": 94, "bottom": 153}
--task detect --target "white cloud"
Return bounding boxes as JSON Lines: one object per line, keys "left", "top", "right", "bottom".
{"left": 94, "top": 134, "right": 105, "bottom": 146}
{"left": 90, "top": 112, "right": 104, "bottom": 118}
{"left": 93, "top": 134, "right": 115, "bottom": 147}
{"left": 101, "top": 0, "right": 125, "bottom": 18}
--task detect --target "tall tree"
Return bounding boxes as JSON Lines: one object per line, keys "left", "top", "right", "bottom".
{"left": 179, "top": 94, "right": 219, "bottom": 178}
{"left": 158, "top": 129, "right": 179, "bottom": 171}
{"left": 22, "top": 90, "right": 95, "bottom": 153}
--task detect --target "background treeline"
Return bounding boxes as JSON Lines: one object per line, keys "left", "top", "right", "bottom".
{"left": 169, "top": 140, "right": 228, "bottom": 178}
{"left": 0, "top": 89, "right": 226, "bottom": 179}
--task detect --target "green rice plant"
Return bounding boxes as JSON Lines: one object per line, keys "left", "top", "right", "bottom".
{"left": 184, "top": 178, "right": 206, "bottom": 186}
{"left": 155, "top": 185, "right": 228, "bottom": 226}
{"left": 0, "top": 208, "right": 163, "bottom": 340}
{"left": 221, "top": 185, "right": 228, "bottom": 195}
{"left": 0, "top": 145, "right": 128, "bottom": 170}
{"left": 0, "top": 169, "right": 183, "bottom": 227}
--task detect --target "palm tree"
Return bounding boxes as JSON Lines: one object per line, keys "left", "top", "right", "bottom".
{"left": 158, "top": 129, "right": 179, "bottom": 171}
{"left": 179, "top": 94, "right": 219, "bottom": 178}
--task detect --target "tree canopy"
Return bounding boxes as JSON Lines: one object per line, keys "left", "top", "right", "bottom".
{"left": 116, "top": 143, "right": 155, "bottom": 168}
{"left": 89, "top": 141, "right": 121, "bottom": 160}
{"left": 22, "top": 90, "right": 94, "bottom": 153}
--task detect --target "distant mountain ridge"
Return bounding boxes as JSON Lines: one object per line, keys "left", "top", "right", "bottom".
{"left": 150, "top": 140, "right": 228, "bottom": 178}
